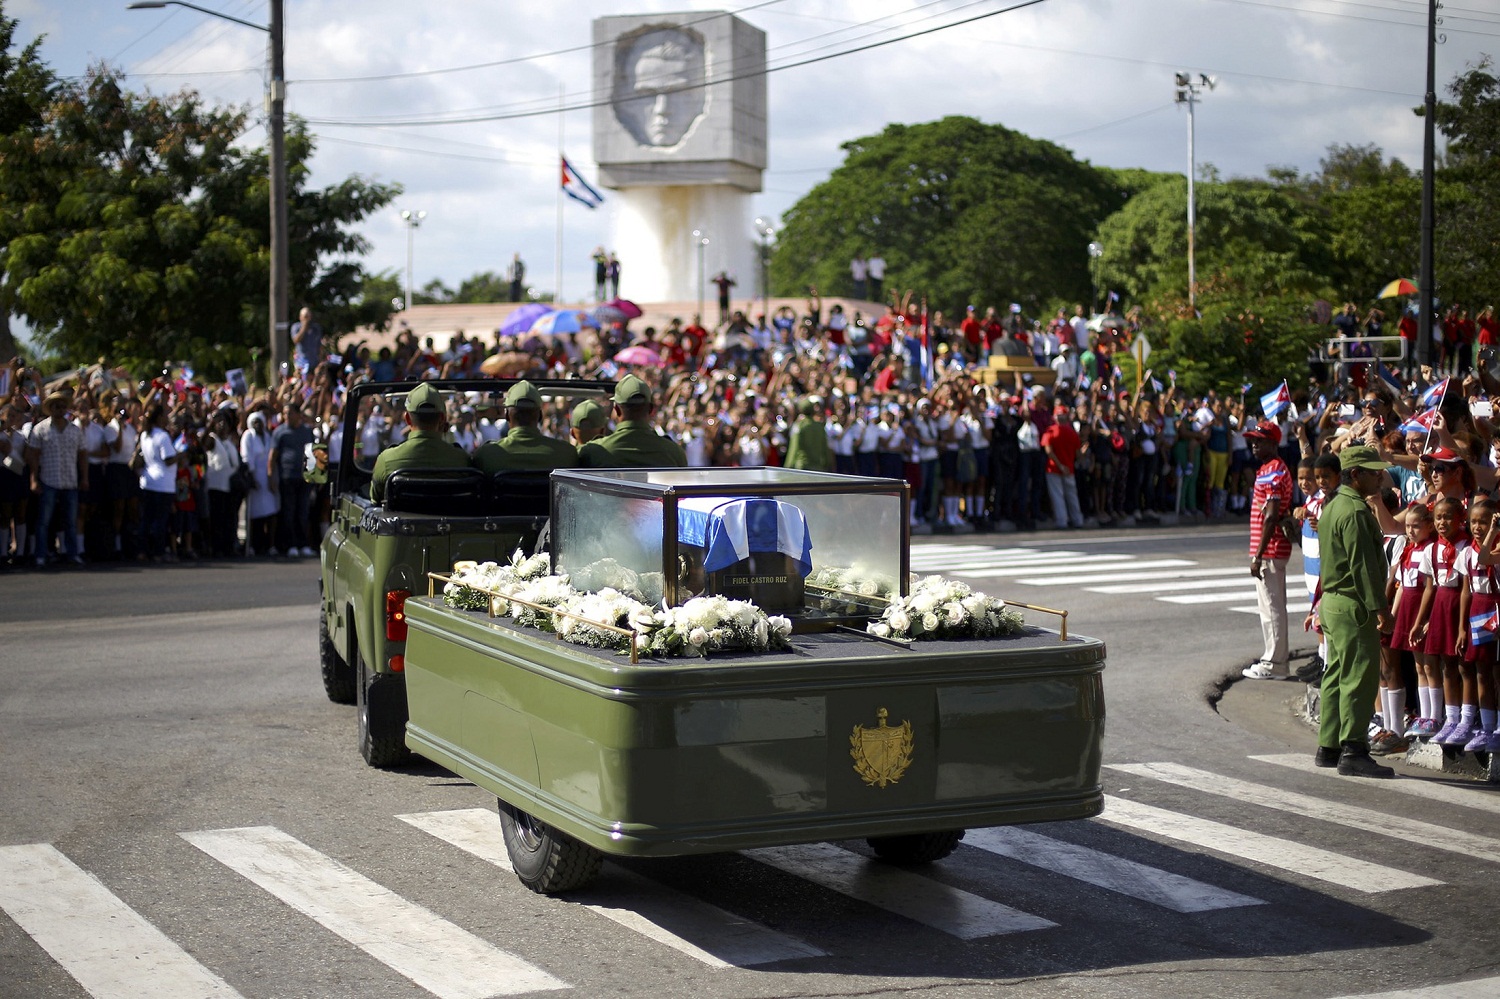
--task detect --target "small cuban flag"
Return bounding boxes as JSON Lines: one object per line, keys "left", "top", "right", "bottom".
{"left": 1419, "top": 378, "right": 1450, "bottom": 409}
{"left": 1255, "top": 462, "right": 1290, "bottom": 488}
{"left": 1399, "top": 407, "right": 1439, "bottom": 434}
{"left": 1470, "top": 607, "right": 1499, "bottom": 646}
{"left": 1260, "top": 380, "right": 1291, "bottom": 420}
{"left": 1377, "top": 361, "right": 1403, "bottom": 393}
{"left": 561, "top": 155, "right": 605, "bottom": 209}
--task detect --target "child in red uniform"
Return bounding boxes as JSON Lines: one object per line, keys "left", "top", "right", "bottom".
{"left": 1411, "top": 497, "right": 1468, "bottom": 742}
{"left": 1395, "top": 504, "right": 1441, "bottom": 738}
{"left": 1457, "top": 500, "right": 1500, "bottom": 751}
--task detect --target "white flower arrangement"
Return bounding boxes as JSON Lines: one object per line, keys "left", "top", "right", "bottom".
{"left": 443, "top": 549, "right": 552, "bottom": 610}
{"left": 806, "top": 564, "right": 900, "bottom": 614}
{"left": 645, "top": 596, "right": 793, "bottom": 658}
{"left": 444, "top": 555, "right": 791, "bottom": 658}
{"left": 868, "top": 575, "right": 1024, "bottom": 641}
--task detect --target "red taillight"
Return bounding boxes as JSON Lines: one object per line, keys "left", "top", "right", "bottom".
{"left": 385, "top": 589, "right": 411, "bottom": 641}
{"left": 388, "top": 655, "right": 405, "bottom": 673}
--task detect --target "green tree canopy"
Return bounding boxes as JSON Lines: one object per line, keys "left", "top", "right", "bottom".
{"left": 771, "top": 116, "right": 1142, "bottom": 314}
{"left": 0, "top": 5, "right": 401, "bottom": 377}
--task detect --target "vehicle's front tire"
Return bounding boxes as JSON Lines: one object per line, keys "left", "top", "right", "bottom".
{"left": 357, "top": 651, "right": 411, "bottom": 767}
{"left": 320, "top": 615, "right": 356, "bottom": 704}
{"left": 866, "top": 830, "right": 965, "bottom": 865}
{"left": 498, "top": 801, "right": 602, "bottom": 894}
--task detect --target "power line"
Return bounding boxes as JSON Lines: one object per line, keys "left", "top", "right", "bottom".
{"left": 1050, "top": 103, "right": 1175, "bottom": 142}
{"left": 287, "top": 0, "right": 789, "bottom": 85}
{"left": 303, "top": 0, "right": 1052, "bottom": 128}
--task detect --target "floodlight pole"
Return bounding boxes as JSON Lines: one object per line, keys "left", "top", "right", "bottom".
{"left": 1417, "top": 0, "right": 1438, "bottom": 366}
{"left": 127, "top": 0, "right": 289, "bottom": 377}
{"left": 1175, "top": 73, "right": 1214, "bottom": 313}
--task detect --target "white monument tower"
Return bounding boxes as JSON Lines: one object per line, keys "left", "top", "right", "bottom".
{"left": 592, "top": 13, "right": 767, "bottom": 307}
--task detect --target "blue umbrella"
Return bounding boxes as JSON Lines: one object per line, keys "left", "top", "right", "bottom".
{"left": 529, "top": 310, "right": 585, "bottom": 336}
{"left": 499, "top": 303, "right": 550, "bottom": 336}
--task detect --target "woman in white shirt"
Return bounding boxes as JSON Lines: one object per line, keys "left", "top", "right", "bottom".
{"left": 137, "top": 403, "right": 178, "bottom": 561}
{"left": 241, "top": 411, "right": 280, "bottom": 556}
{"left": 204, "top": 411, "right": 243, "bottom": 557}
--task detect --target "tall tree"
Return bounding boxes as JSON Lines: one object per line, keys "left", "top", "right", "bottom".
{"left": 771, "top": 116, "right": 1138, "bottom": 314}
{"left": 1432, "top": 58, "right": 1500, "bottom": 308}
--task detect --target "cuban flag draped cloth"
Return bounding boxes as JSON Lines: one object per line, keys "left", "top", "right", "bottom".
{"left": 677, "top": 497, "right": 814, "bottom": 576}
{"left": 1471, "top": 608, "right": 1499, "bottom": 646}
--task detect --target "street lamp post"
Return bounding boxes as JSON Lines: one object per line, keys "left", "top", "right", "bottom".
{"left": 692, "top": 229, "right": 708, "bottom": 321}
{"left": 1417, "top": 0, "right": 1439, "bottom": 366}
{"left": 754, "top": 217, "right": 775, "bottom": 324}
{"left": 400, "top": 210, "right": 426, "bottom": 311}
{"left": 129, "top": 0, "right": 289, "bottom": 376}
{"left": 1174, "top": 72, "right": 1215, "bottom": 313}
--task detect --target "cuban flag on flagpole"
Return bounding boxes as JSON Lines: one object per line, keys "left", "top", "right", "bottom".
{"left": 1260, "top": 380, "right": 1291, "bottom": 420}
{"left": 1399, "top": 407, "right": 1439, "bottom": 434}
{"left": 1418, "top": 378, "right": 1450, "bottom": 409}
{"left": 1470, "top": 608, "right": 1499, "bottom": 646}
{"left": 561, "top": 156, "right": 604, "bottom": 209}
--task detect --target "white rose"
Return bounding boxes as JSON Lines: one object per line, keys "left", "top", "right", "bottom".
{"left": 946, "top": 603, "right": 966, "bottom": 626}
{"left": 688, "top": 627, "right": 709, "bottom": 647}
{"left": 858, "top": 580, "right": 879, "bottom": 596}
{"left": 754, "top": 618, "right": 769, "bottom": 647}
{"left": 768, "top": 616, "right": 792, "bottom": 639}
{"left": 733, "top": 603, "right": 758, "bottom": 628}
{"left": 869, "top": 622, "right": 891, "bottom": 638}
{"left": 911, "top": 593, "right": 936, "bottom": 615}
{"left": 922, "top": 612, "right": 940, "bottom": 633}
{"left": 888, "top": 610, "right": 911, "bottom": 634}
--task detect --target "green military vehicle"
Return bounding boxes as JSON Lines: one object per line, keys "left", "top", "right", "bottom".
{"left": 398, "top": 466, "right": 1107, "bottom": 894}
{"left": 318, "top": 378, "right": 611, "bottom": 767}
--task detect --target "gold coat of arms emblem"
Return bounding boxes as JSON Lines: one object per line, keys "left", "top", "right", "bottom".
{"left": 849, "top": 707, "right": 914, "bottom": 788}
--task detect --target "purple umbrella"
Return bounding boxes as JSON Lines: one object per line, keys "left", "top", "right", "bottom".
{"left": 499, "top": 303, "right": 551, "bottom": 336}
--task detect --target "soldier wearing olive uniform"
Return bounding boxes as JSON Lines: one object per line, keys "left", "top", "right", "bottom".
{"left": 783, "top": 396, "right": 832, "bottom": 472}
{"left": 472, "top": 381, "right": 578, "bottom": 473}
{"left": 569, "top": 399, "right": 611, "bottom": 447}
{"left": 370, "top": 383, "right": 469, "bottom": 501}
{"left": 578, "top": 374, "right": 687, "bottom": 468}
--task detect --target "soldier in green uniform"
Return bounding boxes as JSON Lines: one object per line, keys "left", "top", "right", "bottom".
{"left": 370, "top": 382, "right": 470, "bottom": 501}
{"left": 473, "top": 380, "right": 578, "bottom": 473}
{"left": 578, "top": 374, "right": 687, "bottom": 468}
{"left": 783, "top": 396, "right": 831, "bottom": 471}
{"left": 1316, "top": 444, "right": 1395, "bottom": 778}
{"left": 569, "top": 399, "right": 611, "bottom": 447}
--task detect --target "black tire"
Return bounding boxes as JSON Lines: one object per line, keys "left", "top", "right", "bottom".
{"left": 498, "top": 801, "right": 602, "bottom": 894}
{"left": 357, "top": 651, "right": 411, "bottom": 767}
{"left": 866, "top": 830, "right": 965, "bottom": 866}
{"left": 320, "top": 615, "right": 356, "bottom": 704}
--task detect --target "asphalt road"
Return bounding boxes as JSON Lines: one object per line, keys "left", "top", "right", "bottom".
{"left": 2, "top": 526, "right": 1498, "bottom": 999}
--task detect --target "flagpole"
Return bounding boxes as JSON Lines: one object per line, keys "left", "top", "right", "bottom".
{"left": 554, "top": 83, "right": 564, "bottom": 307}
{"left": 1421, "top": 377, "right": 1449, "bottom": 453}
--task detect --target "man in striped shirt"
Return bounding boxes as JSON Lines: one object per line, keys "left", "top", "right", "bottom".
{"left": 1243, "top": 423, "right": 1295, "bottom": 680}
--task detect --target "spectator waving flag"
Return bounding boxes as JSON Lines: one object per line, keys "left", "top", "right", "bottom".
{"left": 1470, "top": 607, "right": 1499, "bottom": 646}
{"left": 1260, "top": 380, "right": 1291, "bottom": 419}
{"left": 1419, "top": 378, "right": 1450, "bottom": 409}
{"left": 561, "top": 156, "right": 604, "bottom": 209}
{"left": 1399, "top": 407, "right": 1439, "bottom": 434}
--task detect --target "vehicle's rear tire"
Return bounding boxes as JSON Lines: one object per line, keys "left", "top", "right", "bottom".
{"left": 866, "top": 830, "right": 965, "bottom": 865}
{"left": 357, "top": 651, "right": 411, "bottom": 767}
{"left": 320, "top": 615, "right": 356, "bottom": 704}
{"left": 498, "top": 801, "right": 602, "bottom": 894}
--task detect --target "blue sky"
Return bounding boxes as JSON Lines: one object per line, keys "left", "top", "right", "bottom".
{"left": 11, "top": 0, "right": 1498, "bottom": 308}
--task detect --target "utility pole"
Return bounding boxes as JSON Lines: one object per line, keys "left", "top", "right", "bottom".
{"left": 1174, "top": 72, "right": 1215, "bottom": 312}
{"left": 400, "top": 211, "right": 426, "bottom": 312}
{"left": 1417, "top": 0, "right": 1439, "bottom": 366}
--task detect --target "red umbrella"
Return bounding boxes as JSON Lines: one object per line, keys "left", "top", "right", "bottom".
{"left": 607, "top": 298, "right": 643, "bottom": 320}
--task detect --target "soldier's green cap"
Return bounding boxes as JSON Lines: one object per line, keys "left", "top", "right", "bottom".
{"left": 1339, "top": 444, "right": 1390, "bottom": 472}
{"left": 503, "top": 379, "right": 542, "bottom": 408}
{"left": 570, "top": 399, "right": 609, "bottom": 430}
{"left": 797, "top": 397, "right": 815, "bottom": 416}
{"left": 405, "top": 382, "right": 442, "bottom": 414}
{"left": 612, "top": 373, "right": 651, "bottom": 405}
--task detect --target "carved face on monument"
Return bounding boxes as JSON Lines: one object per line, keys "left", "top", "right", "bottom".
{"left": 613, "top": 27, "right": 706, "bottom": 148}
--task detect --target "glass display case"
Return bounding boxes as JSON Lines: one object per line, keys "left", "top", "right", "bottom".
{"left": 550, "top": 468, "right": 909, "bottom": 627}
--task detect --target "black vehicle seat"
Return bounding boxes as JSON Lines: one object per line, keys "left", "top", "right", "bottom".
{"left": 383, "top": 468, "right": 488, "bottom": 516}
{"left": 488, "top": 471, "right": 552, "bottom": 518}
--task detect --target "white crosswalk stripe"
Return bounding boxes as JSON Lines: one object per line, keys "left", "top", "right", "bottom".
{"left": 0, "top": 844, "right": 243, "bottom": 999}
{"left": 1098, "top": 795, "right": 1441, "bottom": 893}
{"left": 961, "top": 826, "right": 1264, "bottom": 912}
{"left": 182, "top": 826, "right": 566, "bottom": 998}
{"left": 746, "top": 842, "right": 1056, "bottom": 939}
{"left": 399, "top": 808, "right": 826, "bottom": 968}
{"left": 1109, "top": 762, "right": 1500, "bottom": 865}
{"left": 1251, "top": 754, "right": 1500, "bottom": 817}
